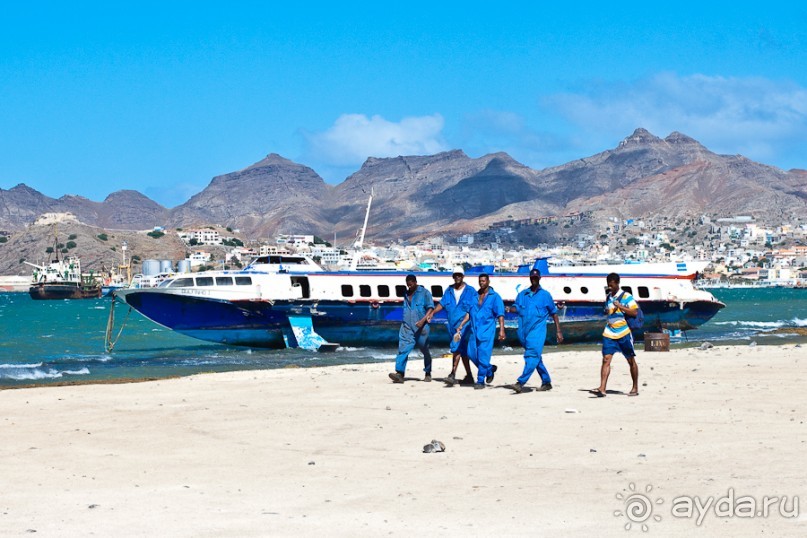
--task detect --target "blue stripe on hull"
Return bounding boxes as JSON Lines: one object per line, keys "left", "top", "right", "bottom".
{"left": 121, "top": 292, "right": 723, "bottom": 348}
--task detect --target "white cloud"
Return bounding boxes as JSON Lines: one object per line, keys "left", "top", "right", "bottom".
{"left": 545, "top": 73, "right": 807, "bottom": 166}
{"left": 304, "top": 113, "right": 448, "bottom": 167}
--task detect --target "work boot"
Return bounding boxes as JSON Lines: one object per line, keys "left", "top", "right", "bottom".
{"left": 444, "top": 373, "right": 456, "bottom": 386}
{"left": 485, "top": 364, "right": 498, "bottom": 384}
{"left": 388, "top": 372, "right": 404, "bottom": 384}
{"left": 512, "top": 382, "right": 524, "bottom": 394}
{"left": 460, "top": 374, "right": 474, "bottom": 385}
{"left": 537, "top": 383, "right": 553, "bottom": 391}
{"left": 474, "top": 383, "right": 485, "bottom": 390}
{"left": 424, "top": 373, "right": 432, "bottom": 382}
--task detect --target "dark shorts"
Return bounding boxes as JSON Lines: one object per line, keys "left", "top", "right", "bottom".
{"left": 602, "top": 333, "right": 636, "bottom": 358}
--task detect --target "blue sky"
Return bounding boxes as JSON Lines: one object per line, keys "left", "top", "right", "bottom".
{"left": 1, "top": 2, "right": 806, "bottom": 207}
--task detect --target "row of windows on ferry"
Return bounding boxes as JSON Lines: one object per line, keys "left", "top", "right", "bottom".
{"left": 162, "top": 277, "right": 650, "bottom": 299}
{"left": 339, "top": 284, "right": 651, "bottom": 299}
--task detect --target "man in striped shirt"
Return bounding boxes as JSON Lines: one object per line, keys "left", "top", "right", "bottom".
{"left": 592, "top": 272, "right": 639, "bottom": 397}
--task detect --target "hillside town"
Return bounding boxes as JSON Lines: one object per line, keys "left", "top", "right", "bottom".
{"left": 173, "top": 212, "right": 807, "bottom": 287}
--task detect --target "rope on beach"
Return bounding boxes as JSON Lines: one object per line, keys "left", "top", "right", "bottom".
{"left": 104, "top": 294, "right": 132, "bottom": 353}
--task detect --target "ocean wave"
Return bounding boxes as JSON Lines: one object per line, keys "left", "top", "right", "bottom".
{"left": 0, "top": 365, "right": 90, "bottom": 381}
{"left": 62, "top": 367, "right": 90, "bottom": 375}
{"left": 0, "top": 362, "right": 44, "bottom": 369}
{"left": 336, "top": 346, "right": 366, "bottom": 352}
{"left": 53, "top": 355, "right": 112, "bottom": 364}
{"left": 713, "top": 318, "right": 806, "bottom": 329}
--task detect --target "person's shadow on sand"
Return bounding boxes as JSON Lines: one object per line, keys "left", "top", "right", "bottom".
{"left": 579, "top": 388, "right": 628, "bottom": 398}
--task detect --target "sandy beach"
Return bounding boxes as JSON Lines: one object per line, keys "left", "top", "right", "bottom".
{"left": 2, "top": 344, "right": 806, "bottom": 537}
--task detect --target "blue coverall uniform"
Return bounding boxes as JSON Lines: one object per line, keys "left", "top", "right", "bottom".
{"left": 467, "top": 287, "right": 505, "bottom": 384}
{"left": 513, "top": 286, "right": 558, "bottom": 385}
{"left": 440, "top": 284, "right": 478, "bottom": 355}
{"left": 394, "top": 285, "right": 434, "bottom": 374}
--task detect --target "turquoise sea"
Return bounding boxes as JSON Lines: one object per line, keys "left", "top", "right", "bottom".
{"left": 1, "top": 288, "right": 805, "bottom": 387}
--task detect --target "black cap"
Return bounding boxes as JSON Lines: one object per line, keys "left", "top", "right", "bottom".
{"left": 529, "top": 269, "right": 541, "bottom": 277}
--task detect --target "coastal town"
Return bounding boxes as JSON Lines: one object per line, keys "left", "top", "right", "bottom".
{"left": 174, "top": 212, "right": 807, "bottom": 287}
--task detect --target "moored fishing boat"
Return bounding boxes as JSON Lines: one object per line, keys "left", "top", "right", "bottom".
{"left": 111, "top": 256, "right": 724, "bottom": 349}
{"left": 27, "top": 255, "right": 102, "bottom": 300}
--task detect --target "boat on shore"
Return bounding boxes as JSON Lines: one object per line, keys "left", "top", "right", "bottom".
{"left": 111, "top": 256, "right": 724, "bottom": 350}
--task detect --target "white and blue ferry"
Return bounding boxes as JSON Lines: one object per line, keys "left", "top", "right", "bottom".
{"left": 111, "top": 255, "right": 725, "bottom": 350}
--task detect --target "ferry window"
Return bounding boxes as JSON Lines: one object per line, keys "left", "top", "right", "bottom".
{"left": 580, "top": 286, "right": 589, "bottom": 294}
{"left": 378, "top": 285, "right": 390, "bottom": 297}
{"left": 169, "top": 278, "right": 194, "bottom": 287}
{"left": 359, "top": 284, "right": 372, "bottom": 297}
{"left": 431, "top": 285, "right": 443, "bottom": 298}
{"left": 215, "top": 277, "right": 233, "bottom": 286}
{"left": 395, "top": 285, "right": 407, "bottom": 297}
{"left": 158, "top": 280, "right": 173, "bottom": 288}
{"left": 621, "top": 286, "right": 633, "bottom": 295}
{"left": 341, "top": 284, "right": 354, "bottom": 297}
{"left": 638, "top": 286, "right": 650, "bottom": 298}
{"left": 196, "top": 277, "right": 214, "bottom": 286}
{"left": 235, "top": 276, "right": 252, "bottom": 286}
{"left": 563, "top": 286, "right": 572, "bottom": 294}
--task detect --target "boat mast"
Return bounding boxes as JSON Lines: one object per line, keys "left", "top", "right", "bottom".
{"left": 121, "top": 240, "right": 131, "bottom": 283}
{"left": 351, "top": 189, "right": 373, "bottom": 270}
{"left": 354, "top": 188, "right": 373, "bottom": 250}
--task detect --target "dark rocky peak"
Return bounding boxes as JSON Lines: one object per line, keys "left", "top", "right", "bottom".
{"left": 664, "top": 131, "right": 702, "bottom": 147}
{"left": 7, "top": 183, "right": 42, "bottom": 195}
{"left": 58, "top": 194, "right": 93, "bottom": 202}
{"left": 103, "top": 190, "right": 159, "bottom": 204}
{"left": 209, "top": 154, "right": 327, "bottom": 190}
{"left": 244, "top": 153, "right": 297, "bottom": 171}
{"left": 479, "top": 151, "right": 529, "bottom": 170}
{"left": 618, "top": 128, "right": 663, "bottom": 148}
{"left": 360, "top": 149, "right": 469, "bottom": 171}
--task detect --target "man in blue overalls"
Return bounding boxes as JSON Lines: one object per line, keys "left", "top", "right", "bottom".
{"left": 508, "top": 269, "right": 564, "bottom": 393}
{"left": 456, "top": 273, "right": 505, "bottom": 390}
{"left": 389, "top": 274, "right": 434, "bottom": 384}
{"left": 425, "top": 267, "right": 478, "bottom": 386}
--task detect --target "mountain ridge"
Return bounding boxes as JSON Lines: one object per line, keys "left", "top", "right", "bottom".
{"left": 1, "top": 128, "right": 805, "bottom": 244}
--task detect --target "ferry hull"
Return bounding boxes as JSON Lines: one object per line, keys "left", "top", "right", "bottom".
{"left": 116, "top": 291, "right": 724, "bottom": 348}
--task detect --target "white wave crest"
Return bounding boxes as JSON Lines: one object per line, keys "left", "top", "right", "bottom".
{"left": 713, "top": 320, "right": 798, "bottom": 329}
{"left": 62, "top": 367, "right": 90, "bottom": 375}
{"left": 0, "top": 362, "right": 44, "bottom": 369}
{"left": 0, "top": 365, "right": 90, "bottom": 380}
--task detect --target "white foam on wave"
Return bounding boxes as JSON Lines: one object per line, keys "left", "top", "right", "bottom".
{"left": 0, "top": 362, "right": 44, "bottom": 369}
{"left": 62, "top": 367, "right": 90, "bottom": 375}
{"left": 714, "top": 320, "right": 786, "bottom": 329}
{"left": 336, "top": 346, "right": 366, "bottom": 352}
{"left": 2, "top": 368, "right": 61, "bottom": 380}
{"left": 0, "top": 363, "right": 90, "bottom": 380}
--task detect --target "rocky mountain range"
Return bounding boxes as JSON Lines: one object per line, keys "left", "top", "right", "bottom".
{"left": 2, "top": 129, "right": 805, "bottom": 249}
